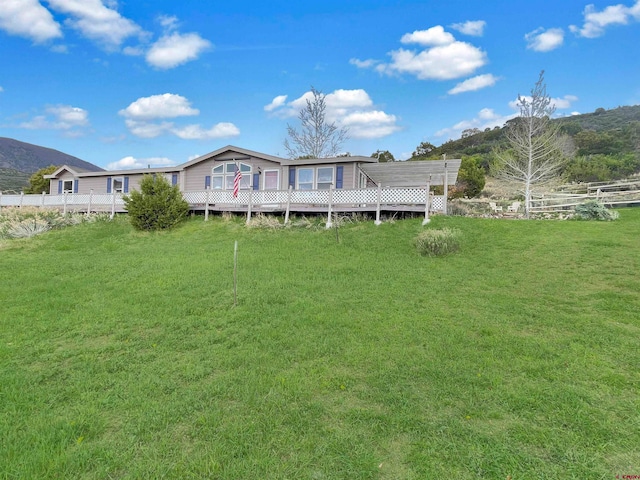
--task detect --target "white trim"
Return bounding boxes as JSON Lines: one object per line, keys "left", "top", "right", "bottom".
{"left": 62, "top": 179, "right": 73, "bottom": 193}
{"left": 112, "top": 177, "right": 124, "bottom": 193}
{"left": 212, "top": 162, "right": 251, "bottom": 190}
{"left": 296, "top": 166, "right": 335, "bottom": 190}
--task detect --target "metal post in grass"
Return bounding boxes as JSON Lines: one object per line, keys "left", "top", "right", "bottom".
{"left": 423, "top": 178, "right": 431, "bottom": 225}
{"left": 443, "top": 161, "right": 449, "bottom": 215}
{"left": 246, "top": 190, "right": 253, "bottom": 225}
{"left": 326, "top": 185, "right": 333, "bottom": 229}
{"left": 205, "top": 188, "right": 210, "bottom": 221}
{"left": 233, "top": 240, "right": 238, "bottom": 307}
{"left": 374, "top": 184, "right": 382, "bottom": 226}
{"left": 284, "top": 186, "right": 292, "bottom": 225}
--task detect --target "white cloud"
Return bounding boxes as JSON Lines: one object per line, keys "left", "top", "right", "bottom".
{"left": 267, "top": 88, "right": 400, "bottom": 139}
{"left": 349, "top": 58, "right": 378, "bottom": 68}
{"left": 157, "top": 15, "right": 179, "bottom": 31}
{"left": 19, "top": 104, "right": 89, "bottom": 131}
{"left": 172, "top": 123, "right": 240, "bottom": 140}
{"left": 123, "top": 119, "right": 173, "bottom": 138}
{"left": 264, "top": 95, "right": 288, "bottom": 112}
{"left": 46, "top": 0, "right": 143, "bottom": 49}
{"left": 340, "top": 110, "right": 401, "bottom": 138}
{"left": 120, "top": 93, "right": 238, "bottom": 139}
{"left": 356, "top": 26, "right": 487, "bottom": 81}
{"left": 106, "top": 156, "right": 175, "bottom": 170}
{"left": 450, "top": 20, "right": 486, "bottom": 36}
{"left": 146, "top": 32, "right": 212, "bottom": 69}
{"left": 119, "top": 93, "right": 199, "bottom": 120}
{"left": 525, "top": 27, "right": 564, "bottom": 51}
{"left": 401, "top": 26, "right": 455, "bottom": 46}
{"left": 0, "top": 0, "right": 62, "bottom": 43}
{"left": 435, "top": 107, "right": 516, "bottom": 139}
{"left": 448, "top": 74, "right": 499, "bottom": 95}
{"left": 508, "top": 94, "right": 578, "bottom": 111}
{"left": 570, "top": 1, "right": 640, "bottom": 38}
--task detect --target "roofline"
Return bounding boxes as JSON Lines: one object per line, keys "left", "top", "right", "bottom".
{"left": 177, "top": 145, "right": 287, "bottom": 169}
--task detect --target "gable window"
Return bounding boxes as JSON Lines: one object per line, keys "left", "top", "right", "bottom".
{"left": 212, "top": 162, "right": 251, "bottom": 190}
{"left": 317, "top": 167, "right": 334, "bottom": 189}
{"left": 297, "top": 168, "right": 314, "bottom": 190}
{"left": 62, "top": 180, "right": 73, "bottom": 193}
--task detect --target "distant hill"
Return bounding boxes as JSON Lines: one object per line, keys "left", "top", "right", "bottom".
{"left": 413, "top": 105, "right": 640, "bottom": 161}
{"left": 0, "top": 137, "right": 103, "bottom": 193}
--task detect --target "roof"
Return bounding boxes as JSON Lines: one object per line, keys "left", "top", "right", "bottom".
{"left": 359, "top": 160, "right": 461, "bottom": 187}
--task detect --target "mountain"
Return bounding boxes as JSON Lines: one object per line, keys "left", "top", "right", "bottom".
{"left": 0, "top": 137, "right": 103, "bottom": 193}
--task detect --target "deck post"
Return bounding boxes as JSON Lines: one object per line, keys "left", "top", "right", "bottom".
{"left": 110, "top": 192, "right": 116, "bottom": 219}
{"left": 87, "top": 189, "right": 93, "bottom": 214}
{"left": 422, "top": 181, "right": 431, "bottom": 225}
{"left": 63, "top": 192, "right": 67, "bottom": 215}
{"left": 326, "top": 186, "right": 333, "bottom": 229}
{"left": 443, "top": 162, "right": 449, "bottom": 215}
{"left": 204, "top": 188, "right": 210, "bottom": 221}
{"left": 246, "top": 190, "right": 253, "bottom": 224}
{"left": 41, "top": 191, "right": 46, "bottom": 208}
{"left": 374, "top": 184, "right": 382, "bottom": 225}
{"left": 284, "top": 186, "right": 292, "bottom": 225}
{"left": 20, "top": 191, "right": 24, "bottom": 209}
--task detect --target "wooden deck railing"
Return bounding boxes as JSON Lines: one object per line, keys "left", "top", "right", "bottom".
{"left": 0, "top": 186, "right": 446, "bottom": 226}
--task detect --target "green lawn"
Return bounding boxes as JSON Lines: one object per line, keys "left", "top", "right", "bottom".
{"left": 1, "top": 211, "right": 639, "bottom": 479}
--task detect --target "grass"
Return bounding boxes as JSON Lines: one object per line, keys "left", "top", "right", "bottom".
{"left": 1, "top": 210, "right": 639, "bottom": 479}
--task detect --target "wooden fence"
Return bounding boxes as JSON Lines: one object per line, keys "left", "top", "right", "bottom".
{"left": 0, "top": 186, "right": 446, "bottom": 226}
{"left": 530, "top": 182, "right": 640, "bottom": 212}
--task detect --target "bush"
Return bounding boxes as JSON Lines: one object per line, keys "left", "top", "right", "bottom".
{"left": 415, "top": 228, "right": 462, "bottom": 256}
{"left": 574, "top": 200, "right": 619, "bottom": 221}
{"left": 123, "top": 175, "right": 189, "bottom": 231}
{"left": 450, "top": 156, "right": 486, "bottom": 199}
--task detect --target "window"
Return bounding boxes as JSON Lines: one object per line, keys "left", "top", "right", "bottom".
{"left": 212, "top": 162, "right": 251, "bottom": 190}
{"left": 297, "top": 168, "right": 314, "bottom": 190}
{"left": 264, "top": 170, "right": 279, "bottom": 190}
{"left": 112, "top": 178, "right": 124, "bottom": 193}
{"left": 62, "top": 180, "right": 73, "bottom": 193}
{"left": 317, "top": 167, "right": 334, "bottom": 189}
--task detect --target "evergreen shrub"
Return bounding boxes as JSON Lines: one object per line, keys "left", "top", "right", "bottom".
{"left": 123, "top": 174, "right": 189, "bottom": 231}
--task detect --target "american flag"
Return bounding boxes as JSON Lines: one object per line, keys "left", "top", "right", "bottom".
{"left": 233, "top": 164, "right": 242, "bottom": 198}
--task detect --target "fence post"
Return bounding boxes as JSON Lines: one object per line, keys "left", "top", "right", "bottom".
{"left": 374, "top": 184, "right": 382, "bottom": 226}
{"left": 63, "top": 192, "right": 67, "bottom": 215}
{"left": 41, "top": 191, "right": 46, "bottom": 208}
{"left": 246, "top": 189, "right": 253, "bottom": 224}
{"left": 88, "top": 189, "right": 93, "bottom": 214}
{"left": 110, "top": 192, "right": 116, "bottom": 219}
{"left": 0, "top": 190, "right": 2, "bottom": 211}
{"left": 422, "top": 182, "right": 431, "bottom": 225}
{"left": 443, "top": 162, "right": 449, "bottom": 215}
{"left": 284, "top": 186, "right": 292, "bottom": 225}
{"left": 205, "top": 188, "right": 210, "bottom": 221}
{"left": 326, "top": 186, "right": 333, "bottom": 229}
{"left": 20, "top": 191, "right": 24, "bottom": 208}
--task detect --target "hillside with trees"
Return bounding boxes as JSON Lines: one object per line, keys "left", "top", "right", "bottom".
{"left": 411, "top": 105, "right": 640, "bottom": 184}
{"left": 0, "top": 137, "right": 102, "bottom": 193}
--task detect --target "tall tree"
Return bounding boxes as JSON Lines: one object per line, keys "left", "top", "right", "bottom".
{"left": 371, "top": 150, "right": 395, "bottom": 162}
{"left": 284, "top": 87, "right": 349, "bottom": 159}
{"left": 25, "top": 165, "right": 58, "bottom": 194}
{"left": 494, "top": 71, "right": 571, "bottom": 217}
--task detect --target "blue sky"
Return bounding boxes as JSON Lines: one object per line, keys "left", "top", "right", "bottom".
{"left": 1, "top": 0, "right": 639, "bottom": 169}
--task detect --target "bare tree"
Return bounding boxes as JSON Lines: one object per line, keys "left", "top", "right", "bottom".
{"left": 284, "top": 87, "right": 349, "bottom": 159}
{"left": 495, "top": 71, "right": 572, "bottom": 217}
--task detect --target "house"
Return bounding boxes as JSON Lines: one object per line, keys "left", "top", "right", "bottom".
{"left": 44, "top": 145, "right": 381, "bottom": 195}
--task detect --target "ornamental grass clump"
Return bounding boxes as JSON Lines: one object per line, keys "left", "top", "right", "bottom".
{"left": 415, "top": 227, "right": 462, "bottom": 256}
{"left": 574, "top": 200, "right": 619, "bottom": 221}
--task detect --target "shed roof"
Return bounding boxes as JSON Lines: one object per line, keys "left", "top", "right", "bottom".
{"left": 360, "top": 160, "right": 461, "bottom": 187}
